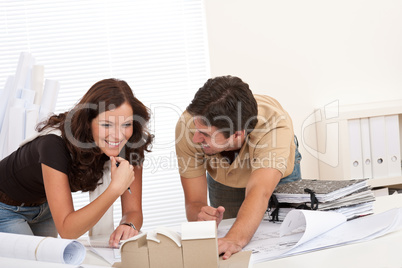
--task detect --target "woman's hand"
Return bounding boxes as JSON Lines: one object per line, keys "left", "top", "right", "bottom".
{"left": 110, "top": 156, "right": 135, "bottom": 195}
{"left": 109, "top": 223, "right": 139, "bottom": 248}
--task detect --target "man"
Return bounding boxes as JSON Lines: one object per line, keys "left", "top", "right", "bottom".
{"left": 175, "top": 75, "right": 301, "bottom": 259}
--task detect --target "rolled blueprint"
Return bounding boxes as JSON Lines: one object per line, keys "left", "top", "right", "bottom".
{"left": 25, "top": 104, "right": 40, "bottom": 138}
{"left": 31, "top": 65, "right": 44, "bottom": 106}
{"left": 0, "top": 232, "right": 86, "bottom": 265}
{"left": 38, "top": 79, "right": 60, "bottom": 123}
{"left": 7, "top": 99, "right": 26, "bottom": 155}
{"left": 0, "top": 53, "right": 34, "bottom": 159}
{"left": 0, "top": 76, "right": 14, "bottom": 132}
{"left": 21, "top": 88, "right": 36, "bottom": 107}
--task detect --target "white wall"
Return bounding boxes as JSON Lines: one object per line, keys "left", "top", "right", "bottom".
{"left": 203, "top": 0, "right": 402, "bottom": 179}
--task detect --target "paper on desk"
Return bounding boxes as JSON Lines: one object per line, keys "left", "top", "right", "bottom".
{"left": 245, "top": 210, "right": 345, "bottom": 263}
{"left": 279, "top": 210, "right": 346, "bottom": 248}
{"left": 89, "top": 247, "right": 120, "bottom": 265}
{"left": 218, "top": 210, "right": 341, "bottom": 263}
{"left": 0, "top": 232, "right": 86, "bottom": 265}
{"left": 285, "top": 207, "right": 402, "bottom": 257}
{"left": 81, "top": 236, "right": 121, "bottom": 265}
{"left": 218, "top": 208, "right": 402, "bottom": 264}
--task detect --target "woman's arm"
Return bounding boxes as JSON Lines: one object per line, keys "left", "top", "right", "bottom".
{"left": 108, "top": 165, "right": 143, "bottom": 247}
{"left": 42, "top": 156, "right": 134, "bottom": 239}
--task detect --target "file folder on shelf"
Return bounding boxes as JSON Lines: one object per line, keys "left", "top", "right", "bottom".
{"left": 369, "top": 116, "right": 388, "bottom": 179}
{"left": 360, "top": 118, "right": 372, "bottom": 179}
{"left": 348, "top": 119, "right": 364, "bottom": 179}
{"left": 385, "top": 115, "right": 402, "bottom": 177}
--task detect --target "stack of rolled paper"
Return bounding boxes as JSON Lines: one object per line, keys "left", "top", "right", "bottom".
{"left": 0, "top": 52, "right": 60, "bottom": 159}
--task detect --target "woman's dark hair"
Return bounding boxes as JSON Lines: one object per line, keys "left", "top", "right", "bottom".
{"left": 186, "top": 75, "right": 258, "bottom": 138}
{"left": 37, "top": 78, "right": 153, "bottom": 192}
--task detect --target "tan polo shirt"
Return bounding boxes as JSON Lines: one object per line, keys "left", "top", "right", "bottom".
{"left": 175, "top": 94, "right": 295, "bottom": 188}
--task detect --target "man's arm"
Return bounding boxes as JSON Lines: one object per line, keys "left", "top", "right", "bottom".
{"left": 218, "top": 168, "right": 281, "bottom": 259}
{"left": 181, "top": 174, "right": 225, "bottom": 223}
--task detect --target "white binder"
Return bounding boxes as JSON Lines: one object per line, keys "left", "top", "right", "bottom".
{"left": 360, "top": 118, "right": 372, "bottom": 179}
{"left": 385, "top": 115, "right": 402, "bottom": 177}
{"left": 369, "top": 116, "right": 388, "bottom": 178}
{"left": 348, "top": 119, "right": 363, "bottom": 179}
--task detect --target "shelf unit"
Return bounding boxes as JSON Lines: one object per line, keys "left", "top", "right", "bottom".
{"left": 314, "top": 99, "right": 402, "bottom": 188}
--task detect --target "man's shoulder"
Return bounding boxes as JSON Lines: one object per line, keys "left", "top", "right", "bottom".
{"left": 254, "top": 94, "right": 283, "bottom": 109}
{"left": 253, "top": 94, "right": 289, "bottom": 121}
{"left": 249, "top": 94, "right": 293, "bottom": 141}
{"left": 175, "top": 110, "right": 193, "bottom": 133}
{"left": 177, "top": 110, "right": 192, "bottom": 123}
{"left": 175, "top": 110, "right": 198, "bottom": 154}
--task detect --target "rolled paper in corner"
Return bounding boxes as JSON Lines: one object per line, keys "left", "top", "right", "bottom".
{"left": 32, "top": 65, "right": 44, "bottom": 106}
{"left": 25, "top": 104, "right": 40, "bottom": 138}
{"left": 8, "top": 99, "right": 26, "bottom": 155}
{"left": 38, "top": 79, "right": 60, "bottom": 122}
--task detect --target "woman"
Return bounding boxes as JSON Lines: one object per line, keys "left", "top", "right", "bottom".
{"left": 0, "top": 78, "right": 152, "bottom": 247}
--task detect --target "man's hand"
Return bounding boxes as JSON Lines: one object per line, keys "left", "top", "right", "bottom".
{"left": 218, "top": 237, "right": 243, "bottom": 260}
{"left": 216, "top": 168, "right": 282, "bottom": 259}
{"left": 197, "top": 206, "right": 225, "bottom": 225}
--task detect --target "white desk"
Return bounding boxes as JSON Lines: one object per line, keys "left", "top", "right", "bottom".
{"left": 1, "top": 195, "right": 400, "bottom": 267}
{"left": 83, "top": 194, "right": 402, "bottom": 268}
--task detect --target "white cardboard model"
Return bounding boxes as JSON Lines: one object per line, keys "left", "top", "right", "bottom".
{"left": 119, "top": 233, "right": 149, "bottom": 268}
{"left": 181, "top": 221, "right": 219, "bottom": 268}
{"left": 117, "top": 223, "right": 251, "bottom": 268}
{"left": 147, "top": 227, "right": 183, "bottom": 268}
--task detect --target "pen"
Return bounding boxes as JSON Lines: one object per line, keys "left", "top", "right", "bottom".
{"left": 115, "top": 161, "right": 132, "bottom": 194}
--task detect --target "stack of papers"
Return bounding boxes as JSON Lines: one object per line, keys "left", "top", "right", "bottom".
{"left": 219, "top": 207, "right": 402, "bottom": 264}
{"left": 268, "top": 179, "right": 375, "bottom": 221}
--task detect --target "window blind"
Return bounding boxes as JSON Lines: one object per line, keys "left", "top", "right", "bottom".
{"left": 0, "top": 0, "right": 210, "bottom": 232}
